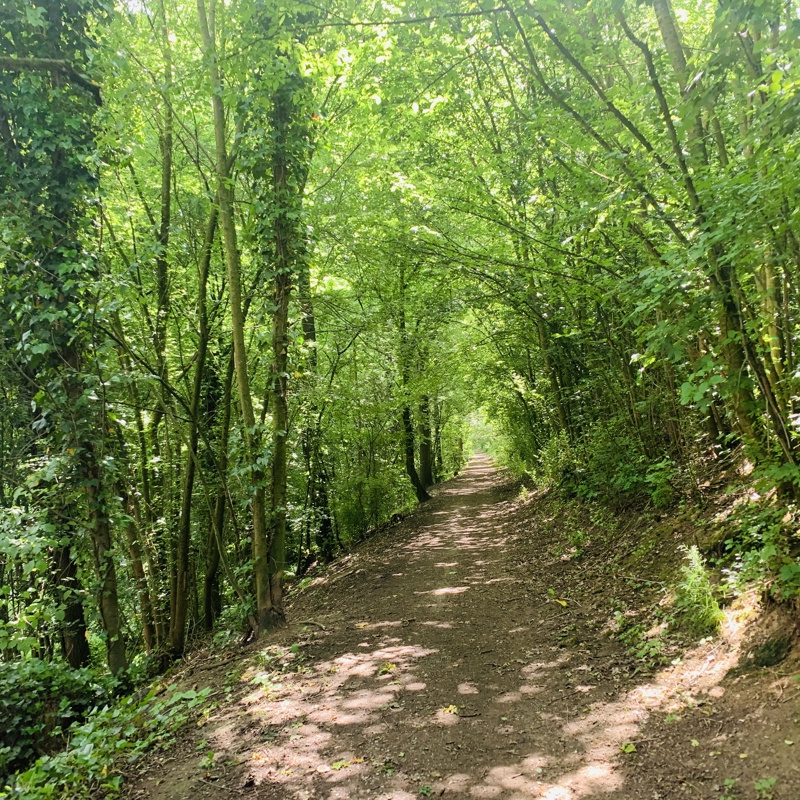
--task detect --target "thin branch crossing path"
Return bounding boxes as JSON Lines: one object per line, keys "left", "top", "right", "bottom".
{"left": 126, "top": 456, "right": 799, "bottom": 800}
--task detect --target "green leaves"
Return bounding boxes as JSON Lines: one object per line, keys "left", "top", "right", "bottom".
{"left": 0, "top": 659, "right": 111, "bottom": 780}
{"left": 0, "top": 683, "right": 212, "bottom": 798}
{"left": 679, "top": 375, "right": 723, "bottom": 408}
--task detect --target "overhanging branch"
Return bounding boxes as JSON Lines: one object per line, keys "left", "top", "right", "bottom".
{"left": 0, "top": 56, "right": 102, "bottom": 105}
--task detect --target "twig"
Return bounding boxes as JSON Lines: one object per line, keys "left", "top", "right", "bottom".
{"left": 678, "top": 778, "right": 702, "bottom": 797}
{"left": 297, "top": 619, "right": 327, "bottom": 631}
{"left": 195, "top": 654, "right": 242, "bottom": 672}
{"left": 539, "top": 610, "right": 572, "bottom": 623}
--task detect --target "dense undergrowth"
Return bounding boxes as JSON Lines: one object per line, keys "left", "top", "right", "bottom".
{"left": 509, "top": 467, "right": 791, "bottom": 682}
{"left": 480, "top": 406, "right": 800, "bottom": 611}
{"left": 0, "top": 677, "right": 210, "bottom": 800}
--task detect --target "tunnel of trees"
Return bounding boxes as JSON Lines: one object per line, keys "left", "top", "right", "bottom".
{"left": 1, "top": 0, "right": 800, "bottom": 686}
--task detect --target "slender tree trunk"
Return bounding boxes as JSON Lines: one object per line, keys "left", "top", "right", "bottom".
{"left": 419, "top": 397, "right": 434, "bottom": 488}
{"left": 197, "top": 0, "right": 273, "bottom": 632}
{"left": 403, "top": 405, "right": 430, "bottom": 502}
{"left": 124, "top": 375, "right": 165, "bottom": 645}
{"left": 313, "top": 474, "right": 334, "bottom": 562}
{"left": 433, "top": 400, "right": 444, "bottom": 480}
{"left": 263, "top": 75, "right": 301, "bottom": 628}
{"left": 397, "top": 297, "right": 430, "bottom": 502}
{"left": 297, "top": 240, "right": 335, "bottom": 564}
{"left": 154, "top": 0, "right": 173, "bottom": 386}
{"left": 625, "top": 5, "right": 770, "bottom": 453}
{"left": 169, "top": 206, "right": 217, "bottom": 657}
{"left": 535, "top": 315, "right": 570, "bottom": 439}
{"left": 204, "top": 352, "right": 233, "bottom": 631}
{"left": 85, "top": 452, "right": 127, "bottom": 675}
{"left": 203, "top": 493, "right": 224, "bottom": 630}
{"left": 119, "top": 486, "right": 156, "bottom": 652}
{"left": 268, "top": 263, "right": 290, "bottom": 624}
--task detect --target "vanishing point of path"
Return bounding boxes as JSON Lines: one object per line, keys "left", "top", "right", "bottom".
{"left": 128, "top": 455, "right": 799, "bottom": 800}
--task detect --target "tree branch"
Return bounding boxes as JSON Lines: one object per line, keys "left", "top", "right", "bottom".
{"left": 0, "top": 56, "right": 102, "bottom": 105}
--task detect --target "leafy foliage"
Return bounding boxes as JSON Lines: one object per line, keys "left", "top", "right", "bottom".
{"left": 675, "top": 546, "right": 724, "bottom": 637}
{"left": 0, "top": 659, "right": 110, "bottom": 780}
{"left": 723, "top": 500, "right": 800, "bottom": 601}
{"left": 3, "top": 0, "right": 800, "bottom": 789}
{"left": 0, "top": 685, "right": 210, "bottom": 799}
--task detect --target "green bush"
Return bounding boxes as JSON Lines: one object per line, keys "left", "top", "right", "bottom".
{"left": 554, "top": 419, "right": 679, "bottom": 511}
{"left": 1, "top": 685, "right": 210, "bottom": 799}
{"left": 535, "top": 431, "right": 575, "bottom": 487}
{"left": 644, "top": 458, "right": 677, "bottom": 510}
{"left": 333, "top": 469, "right": 414, "bottom": 541}
{"left": 0, "top": 659, "right": 110, "bottom": 781}
{"left": 675, "top": 546, "right": 723, "bottom": 636}
{"left": 723, "top": 501, "right": 800, "bottom": 601}
{"left": 566, "top": 419, "right": 649, "bottom": 504}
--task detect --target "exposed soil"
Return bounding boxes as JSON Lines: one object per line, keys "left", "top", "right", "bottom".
{"left": 124, "top": 455, "right": 800, "bottom": 800}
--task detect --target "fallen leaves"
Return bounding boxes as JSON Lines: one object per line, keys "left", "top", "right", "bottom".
{"left": 331, "top": 757, "right": 364, "bottom": 770}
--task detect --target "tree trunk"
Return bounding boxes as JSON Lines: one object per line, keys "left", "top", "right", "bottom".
{"left": 52, "top": 542, "right": 90, "bottom": 668}
{"left": 403, "top": 405, "right": 430, "bottom": 502}
{"left": 119, "top": 487, "right": 156, "bottom": 652}
{"left": 637, "top": 4, "right": 770, "bottom": 453}
{"left": 297, "top": 237, "right": 335, "bottom": 564}
{"left": 397, "top": 272, "right": 430, "bottom": 503}
{"left": 169, "top": 205, "right": 217, "bottom": 657}
{"left": 197, "top": 0, "right": 273, "bottom": 633}
{"left": 419, "top": 397, "right": 434, "bottom": 488}
{"left": 433, "top": 400, "right": 444, "bottom": 481}
{"left": 535, "top": 314, "right": 570, "bottom": 439}
{"left": 204, "top": 352, "right": 233, "bottom": 631}
{"left": 268, "top": 263, "right": 290, "bottom": 625}
{"left": 85, "top": 453, "right": 127, "bottom": 675}
{"left": 203, "top": 492, "right": 224, "bottom": 631}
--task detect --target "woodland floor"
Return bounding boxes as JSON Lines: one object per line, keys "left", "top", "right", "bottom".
{"left": 124, "top": 455, "right": 800, "bottom": 800}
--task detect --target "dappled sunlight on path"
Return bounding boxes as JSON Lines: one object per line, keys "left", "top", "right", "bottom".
{"left": 130, "top": 455, "right": 756, "bottom": 800}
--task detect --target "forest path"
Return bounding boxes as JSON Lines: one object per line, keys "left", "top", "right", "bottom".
{"left": 127, "top": 456, "right": 798, "bottom": 800}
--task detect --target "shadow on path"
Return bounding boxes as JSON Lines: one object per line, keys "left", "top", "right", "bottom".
{"left": 128, "top": 455, "right": 762, "bottom": 800}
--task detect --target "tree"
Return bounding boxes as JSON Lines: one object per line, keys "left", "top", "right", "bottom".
{"left": 0, "top": 0, "right": 126, "bottom": 674}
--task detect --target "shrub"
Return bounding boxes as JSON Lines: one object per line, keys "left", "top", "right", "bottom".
{"left": 723, "top": 500, "right": 800, "bottom": 602}
{"left": 0, "top": 659, "right": 110, "bottom": 781}
{"left": 675, "top": 546, "right": 723, "bottom": 636}
{"left": 535, "top": 431, "right": 575, "bottom": 487}
{"left": 333, "top": 469, "right": 413, "bottom": 541}
{"left": 644, "top": 458, "right": 677, "bottom": 510}
{"left": 1, "top": 685, "right": 210, "bottom": 799}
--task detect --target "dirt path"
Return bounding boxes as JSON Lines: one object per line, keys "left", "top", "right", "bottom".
{"left": 127, "top": 456, "right": 799, "bottom": 800}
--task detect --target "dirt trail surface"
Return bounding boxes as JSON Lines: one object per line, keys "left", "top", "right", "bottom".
{"left": 127, "top": 456, "right": 799, "bottom": 799}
